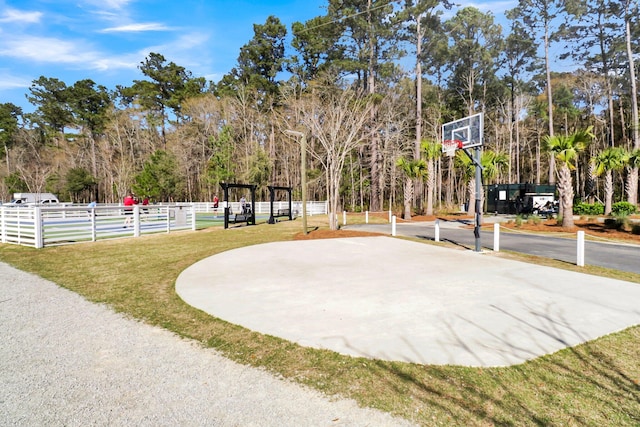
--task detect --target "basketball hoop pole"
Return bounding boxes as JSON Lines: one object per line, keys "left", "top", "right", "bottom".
{"left": 473, "top": 146, "right": 482, "bottom": 252}
{"left": 460, "top": 146, "right": 483, "bottom": 252}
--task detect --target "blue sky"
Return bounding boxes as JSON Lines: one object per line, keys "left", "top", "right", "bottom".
{"left": 0, "top": 0, "right": 517, "bottom": 113}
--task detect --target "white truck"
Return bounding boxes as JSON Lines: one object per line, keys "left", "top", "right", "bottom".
{"left": 9, "top": 192, "right": 60, "bottom": 205}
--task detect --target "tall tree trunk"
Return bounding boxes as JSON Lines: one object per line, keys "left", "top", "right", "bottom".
{"left": 586, "top": 160, "right": 596, "bottom": 204}
{"left": 426, "top": 158, "right": 434, "bottom": 216}
{"left": 415, "top": 16, "right": 423, "bottom": 160}
{"left": 403, "top": 177, "right": 413, "bottom": 220}
{"left": 545, "top": 22, "right": 555, "bottom": 185}
{"left": 604, "top": 170, "right": 613, "bottom": 215}
{"left": 413, "top": 17, "right": 424, "bottom": 213}
{"left": 467, "top": 178, "right": 476, "bottom": 216}
{"left": 625, "top": 3, "right": 639, "bottom": 205}
{"left": 558, "top": 165, "right": 574, "bottom": 228}
{"left": 367, "top": 0, "right": 382, "bottom": 212}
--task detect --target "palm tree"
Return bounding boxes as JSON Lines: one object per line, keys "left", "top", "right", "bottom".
{"left": 455, "top": 149, "right": 508, "bottom": 217}
{"left": 420, "top": 139, "right": 442, "bottom": 216}
{"left": 544, "top": 127, "right": 594, "bottom": 228}
{"left": 626, "top": 148, "right": 640, "bottom": 208}
{"left": 595, "top": 147, "right": 627, "bottom": 215}
{"left": 482, "top": 150, "right": 509, "bottom": 183}
{"left": 396, "top": 157, "right": 428, "bottom": 220}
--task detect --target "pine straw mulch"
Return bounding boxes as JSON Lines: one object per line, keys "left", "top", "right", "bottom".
{"left": 496, "top": 217, "right": 640, "bottom": 244}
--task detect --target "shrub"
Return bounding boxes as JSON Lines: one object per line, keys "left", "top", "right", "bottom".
{"left": 605, "top": 215, "right": 631, "bottom": 231}
{"left": 611, "top": 201, "right": 637, "bottom": 216}
{"left": 515, "top": 215, "right": 523, "bottom": 227}
{"left": 574, "top": 202, "right": 604, "bottom": 216}
{"left": 632, "top": 224, "right": 640, "bottom": 235}
{"left": 604, "top": 218, "right": 619, "bottom": 229}
{"left": 527, "top": 215, "right": 542, "bottom": 225}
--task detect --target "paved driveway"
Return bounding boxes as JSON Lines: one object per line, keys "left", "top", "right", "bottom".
{"left": 176, "top": 236, "right": 640, "bottom": 367}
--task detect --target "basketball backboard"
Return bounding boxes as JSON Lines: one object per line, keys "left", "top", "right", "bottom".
{"left": 442, "top": 113, "right": 483, "bottom": 152}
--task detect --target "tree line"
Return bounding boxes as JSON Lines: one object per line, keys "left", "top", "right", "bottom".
{"left": 0, "top": 0, "right": 638, "bottom": 230}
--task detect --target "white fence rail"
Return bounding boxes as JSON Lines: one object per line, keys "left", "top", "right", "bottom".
{"left": 192, "top": 200, "right": 328, "bottom": 216}
{"left": 1, "top": 204, "right": 196, "bottom": 248}
{"left": 0, "top": 201, "right": 328, "bottom": 248}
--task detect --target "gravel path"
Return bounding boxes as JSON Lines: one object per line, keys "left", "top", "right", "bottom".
{"left": 0, "top": 262, "right": 414, "bottom": 427}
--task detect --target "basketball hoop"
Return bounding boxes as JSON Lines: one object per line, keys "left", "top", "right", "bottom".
{"left": 442, "top": 139, "right": 463, "bottom": 157}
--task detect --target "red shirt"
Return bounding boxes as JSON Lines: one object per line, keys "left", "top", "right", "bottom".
{"left": 123, "top": 195, "right": 135, "bottom": 207}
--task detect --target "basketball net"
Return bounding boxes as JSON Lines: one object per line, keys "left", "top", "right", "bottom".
{"left": 443, "top": 139, "right": 462, "bottom": 157}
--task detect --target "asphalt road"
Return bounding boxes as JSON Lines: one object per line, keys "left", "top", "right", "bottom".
{"left": 344, "top": 221, "right": 640, "bottom": 275}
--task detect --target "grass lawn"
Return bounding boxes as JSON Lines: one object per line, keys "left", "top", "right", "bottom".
{"left": 1, "top": 215, "right": 639, "bottom": 426}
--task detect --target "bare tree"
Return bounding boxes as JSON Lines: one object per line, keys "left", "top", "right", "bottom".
{"left": 291, "top": 87, "right": 380, "bottom": 230}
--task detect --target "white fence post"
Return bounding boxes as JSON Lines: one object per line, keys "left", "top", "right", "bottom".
{"left": 494, "top": 223, "right": 500, "bottom": 252}
{"left": 435, "top": 219, "right": 440, "bottom": 242}
{"left": 1, "top": 207, "right": 5, "bottom": 244}
{"left": 133, "top": 205, "right": 141, "bottom": 237}
{"left": 577, "top": 230, "right": 585, "bottom": 267}
{"left": 191, "top": 204, "right": 197, "bottom": 231}
{"left": 91, "top": 209, "right": 97, "bottom": 242}
{"left": 391, "top": 215, "right": 396, "bottom": 236}
{"left": 343, "top": 210, "right": 347, "bottom": 225}
{"left": 34, "top": 206, "right": 43, "bottom": 249}
{"left": 365, "top": 211, "right": 369, "bottom": 224}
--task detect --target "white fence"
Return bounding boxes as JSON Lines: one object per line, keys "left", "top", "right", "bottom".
{"left": 1, "top": 204, "right": 195, "bottom": 248}
{"left": 192, "top": 200, "right": 328, "bottom": 216}
{"left": 0, "top": 201, "right": 328, "bottom": 248}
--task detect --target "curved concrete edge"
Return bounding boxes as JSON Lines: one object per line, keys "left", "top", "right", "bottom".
{"left": 176, "top": 236, "right": 640, "bottom": 367}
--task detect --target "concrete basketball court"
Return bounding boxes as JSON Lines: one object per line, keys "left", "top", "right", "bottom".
{"left": 176, "top": 236, "right": 640, "bottom": 367}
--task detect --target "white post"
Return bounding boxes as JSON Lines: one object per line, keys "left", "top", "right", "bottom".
{"left": 577, "top": 230, "right": 585, "bottom": 267}
{"left": 391, "top": 215, "right": 397, "bottom": 236}
{"left": 343, "top": 210, "right": 347, "bottom": 225}
{"left": 133, "top": 205, "right": 141, "bottom": 237}
{"left": 91, "top": 209, "right": 96, "bottom": 242}
{"left": 365, "top": 211, "right": 369, "bottom": 224}
{"left": 191, "top": 204, "right": 197, "bottom": 231}
{"left": 493, "top": 223, "right": 500, "bottom": 252}
{"left": 435, "top": 219, "right": 440, "bottom": 242}
{"left": 166, "top": 207, "right": 171, "bottom": 233}
{"left": 34, "top": 206, "right": 43, "bottom": 249}
{"left": 1, "top": 207, "right": 6, "bottom": 243}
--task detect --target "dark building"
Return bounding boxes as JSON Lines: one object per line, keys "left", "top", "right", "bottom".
{"left": 485, "top": 183, "right": 557, "bottom": 215}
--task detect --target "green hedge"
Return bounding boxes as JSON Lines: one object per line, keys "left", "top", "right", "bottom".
{"left": 611, "top": 201, "right": 637, "bottom": 216}
{"left": 574, "top": 202, "right": 604, "bottom": 216}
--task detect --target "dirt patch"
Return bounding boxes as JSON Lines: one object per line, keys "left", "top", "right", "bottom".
{"left": 497, "top": 218, "right": 640, "bottom": 244}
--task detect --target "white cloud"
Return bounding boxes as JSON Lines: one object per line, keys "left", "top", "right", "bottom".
{"left": 0, "top": 35, "right": 139, "bottom": 72}
{"left": 0, "top": 36, "right": 97, "bottom": 64}
{"left": 0, "top": 72, "right": 30, "bottom": 90}
{"left": 0, "top": 8, "right": 43, "bottom": 23}
{"left": 100, "top": 22, "right": 171, "bottom": 33}
{"left": 456, "top": 1, "right": 516, "bottom": 14}
{"left": 142, "top": 31, "right": 211, "bottom": 69}
{"left": 82, "top": 0, "right": 132, "bottom": 10}
{"left": 92, "top": 54, "right": 140, "bottom": 71}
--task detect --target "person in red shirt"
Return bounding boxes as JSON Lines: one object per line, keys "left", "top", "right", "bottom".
{"left": 123, "top": 193, "right": 135, "bottom": 227}
{"left": 213, "top": 195, "right": 219, "bottom": 216}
